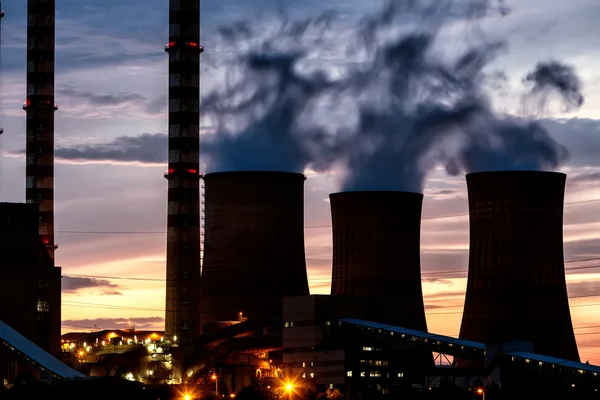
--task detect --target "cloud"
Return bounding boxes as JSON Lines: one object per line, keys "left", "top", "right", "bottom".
{"left": 568, "top": 171, "right": 600, "bottom": 185}
{"left": 62, "top": 276, "right": 119, "bottom": 293}
{"left": 422, "top": 278, "right": 454, "bottom": 285}
{"left": 53, "top": 134, "right": 166, "bottom": 165}
{"left": 100, "top": 290, "right": 124, "bottom": 296}
{"left": 61, "top": 317, "right": 164, "bottom": 331}
{"left": 56, "top": 86, "right": 166, "bottom": 119}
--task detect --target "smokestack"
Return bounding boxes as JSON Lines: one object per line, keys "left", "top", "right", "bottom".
{"left": 23, "top": 0, "right": 58, "bottom": 259}
{"left": 163, "top": 1, "right": 203, "bottom": 342}
{"left": 329, "top": 191, "right": 428, "bottom": 331}
{"left": 200, "top": 171, "right": 310, "bottom": 325}
{"left": 459, "top": 171, "right": 579, "bottom": 362}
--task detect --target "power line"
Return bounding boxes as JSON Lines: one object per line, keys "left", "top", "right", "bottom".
{"left": 61, "top": 290, "right": 600, "bottom": 315}
{"left": 61, "top": 259, "right": 600, "bottom": 283}
{"left": 52, "top": 197, "right": 600, "bottom": 235}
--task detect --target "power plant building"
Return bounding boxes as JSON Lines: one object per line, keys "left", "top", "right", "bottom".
{"left": 459, "top": 171, "right": 579, "bottom": 363}
{"left": 329, "top": 191, "right": 428, "bottom": 331}
{"left": 0, "top": 203, "right": 61, "bottom": 369}
{"left": 200, "top": 171, "right": 310, "bottom": 326}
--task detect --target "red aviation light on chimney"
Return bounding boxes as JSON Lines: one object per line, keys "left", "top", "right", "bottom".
{"left": 164, "top": 168, "right": 175, "bottom": 179}
{"left": 188, "top": 169, "right": 197, "bottom": 174}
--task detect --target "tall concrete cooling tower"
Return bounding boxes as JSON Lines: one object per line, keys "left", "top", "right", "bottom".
{"left": 200, "top": 171, "right": 310, "bottom": 325}
{"left": 329, "top": 191, "right": 428, "bottom": 331}
{"left": 459, "top": 171, "right": 579, "bottom": 362}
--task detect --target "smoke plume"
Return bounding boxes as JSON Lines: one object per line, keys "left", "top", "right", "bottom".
{"left": 201, "top": 0, "right": 584, "bottom": 191}
{"left": 201, "top": 14, "right": 344, "bottom": 173}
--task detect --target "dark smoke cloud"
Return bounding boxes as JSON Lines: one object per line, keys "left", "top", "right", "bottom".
{"left": 200, "top": 13, "right": 344, "bottom": 173}
{"left": 523, "top": 61, "right": 584, "bottom": 112}
{"left": 201, "top": 0, "right": 583, "bottom": 191}
{"left": 41, "top": 0, "right": 584, "bottom": 191}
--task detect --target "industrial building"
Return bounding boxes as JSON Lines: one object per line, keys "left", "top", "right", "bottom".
{"left": 459, "top": 171, "right": 579, "bottom": 365}
{"left": 0, "top": 203, "right": 61, "bottom": 381}
{"left": 282, "top": 295, "right": 430, "bottom": 397}
{"left": 200, "top": 171, "right": 310, "bottom": 327}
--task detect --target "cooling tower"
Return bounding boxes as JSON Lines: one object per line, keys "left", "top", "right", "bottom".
{"left": 459, "top": 171, "right": 579, "bottom": 363}
{"left": 329, "top": 191, "right": 428, "bottom": 331}
{"left": 200, "top": 171, "right": 310, "bottom": 325}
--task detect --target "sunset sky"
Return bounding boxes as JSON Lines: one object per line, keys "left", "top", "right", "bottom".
{"left": 0, "top": 0, "right": 600, "bottom": 363}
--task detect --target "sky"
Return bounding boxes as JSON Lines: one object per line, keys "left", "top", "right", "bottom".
{"left": 1, "top": 0, "right": 600, "bottom": 363}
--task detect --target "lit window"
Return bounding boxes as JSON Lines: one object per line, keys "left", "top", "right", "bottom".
{"left": 309, "top": 373, "right": 314, "bottom": 378}
{"left": 37, "top": 300, "right": 49, "bottom": 312}
{"left": 302, "top": 362, "right": 305, "bottom": 368}
{"left": 398, "top": 372, "right": 404, "bottom": 378}
{"left": 360, "top": 372, "right": 366, "bottom": 377}
{"left": 302, "top": 373, "right": 306, "bottom": 378}
{"left": 346, "top": 371, "right": 352, "bottom": 377}
{"left": 284, "top": 322, "right": 289, "bottom": 328}
{"left": 363, "top": 347, "right": 373, "bottom": 351}
{"left": 310, "top": 361, "right": 314, "bottom": 367}
{"left": 325, "top": 320, "right": 331, "bottom": 326}
{"left": 290, "top": 322, "right": 294, "bottom": 327}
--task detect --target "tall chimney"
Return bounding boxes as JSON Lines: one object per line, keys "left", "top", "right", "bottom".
{"left": 329, "top": 191, "right": 428, "bottom": 331}
{"left": 163, "top": 0, "right": 203, "bottom": 343}
{"left": 200, "top": 171, "right": 310, "bottom": 325}
{"left": 459, "top": 171, "right": 579, "bottom": 363}
{"left": 23, "top": 0, "right": 58, "bottom": 259}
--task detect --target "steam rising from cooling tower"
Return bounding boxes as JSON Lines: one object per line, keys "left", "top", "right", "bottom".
{"left": 200, "top": 0, "right": 583, "bottom": 189}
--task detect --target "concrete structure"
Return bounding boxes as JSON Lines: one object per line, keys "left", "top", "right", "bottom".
{"left": 459, "top": 171, "right": 579, "bottom": 364}
{"left": 163, "top": 0, "right": 203, "bottom": 343}
{"left": 340, "top": 318, "right": 600, "bottom": 398}
{"left": 282, "top": 296, "right": 430, "bottom": 397}
{"left": 23, "top": 0, "right": 58, "bottom": 260}
{"left": 200, "top": 171, "right": 310, "bottom": 325}
{"left": 329, "top": 191, "right": 427, "bottom": 330}
{"left": 0, "top": 203, "right": 62, "bottom": 380}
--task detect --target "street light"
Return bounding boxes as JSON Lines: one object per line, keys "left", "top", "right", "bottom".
{"left": 212, "top": 373, "right": 218, "bottom": 395}
{"left": 477, "top": 387, "right": 485, "bottom": 400}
